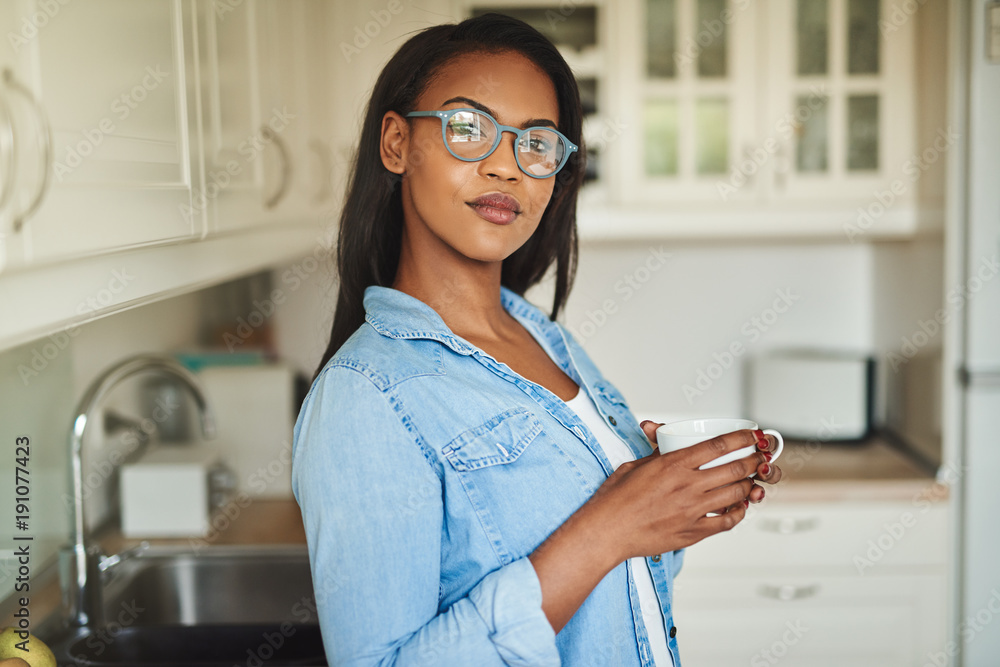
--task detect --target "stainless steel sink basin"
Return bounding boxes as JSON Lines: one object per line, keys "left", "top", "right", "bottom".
{"left": 100, "top": 545, "right": 319, "bottom": 626}
{"left": 38, "top": 545, "right": 327, "bottom": 666}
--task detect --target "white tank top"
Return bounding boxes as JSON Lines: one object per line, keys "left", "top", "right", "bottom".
{"left": 563, "top": 387, "right": 674, "bottom": 666}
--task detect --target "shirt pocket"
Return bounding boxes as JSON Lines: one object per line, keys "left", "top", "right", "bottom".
{"left": 441, "top": 407, "right": 543, "bottom": 471}
{"left": 439, "top": 408, "right": 590, "bottom": 563}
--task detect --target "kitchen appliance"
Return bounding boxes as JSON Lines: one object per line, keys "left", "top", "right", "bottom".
{"left": 190, "top": 361, "right": 297, "bottom": 499}
{"left": 746, "top": 349, "right": 874, "bottom": 441}
{"left": 120, "top": 447, "right": 233, "bottom": 537}
{"left": 955, "top": 4, "right": 1000, "bottom": 661}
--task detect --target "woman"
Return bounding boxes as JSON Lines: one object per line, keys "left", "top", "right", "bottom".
{"left": 292, "top": 13, "right": 782, "bottom": 666}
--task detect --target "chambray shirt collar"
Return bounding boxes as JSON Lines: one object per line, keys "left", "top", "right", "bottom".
{"left": 363, "top": 285, "right": 555, "bottom": 356}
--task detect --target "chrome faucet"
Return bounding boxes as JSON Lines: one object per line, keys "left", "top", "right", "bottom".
{"left": 59, "top": 353, "right": 215, "bottom": 627}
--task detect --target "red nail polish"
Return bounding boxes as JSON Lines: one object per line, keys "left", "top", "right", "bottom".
{"left": 761, "top": 463, "right": 771, "bottom": 476}
{"left": 753, "top": 429, "right": 768, "bottom": 449}
{"left": 763, "top": 451, "right": 773, "bottom": 462}
{"left": 758, "top": 487, "right": 765, "bottom": 500}
{"left": 743, "top": 499, "right": 749, "bottom": 509}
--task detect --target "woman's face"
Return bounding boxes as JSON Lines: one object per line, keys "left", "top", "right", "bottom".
{"left": 382, "top": 50, "right": 562, "bottom": 264}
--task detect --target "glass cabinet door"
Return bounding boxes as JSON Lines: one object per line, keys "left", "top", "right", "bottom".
{"left": 625, "top": 0, "right": 758, "bottom": 202}
{"left": 766, "top": 0, "right": 913, "bottom": 204}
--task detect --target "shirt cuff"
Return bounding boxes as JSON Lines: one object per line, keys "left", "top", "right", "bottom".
{"left": 468, "top": 556, "right": 561, "bottom": 667}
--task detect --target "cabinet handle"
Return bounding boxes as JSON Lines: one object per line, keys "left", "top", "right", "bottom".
{"left": 758, "top": 583, "right": 820, "bottom": 601}
{"left": 262, "top": 125, "right": 290, "bottom": 209}
{"left": 757, "top": 516, "right": 818, "bottom": 534}
{"left": 309, "top": 138, "right": 333, "bottom": 204}
{"left": 0, "top": 90, "right": 15, "bottom": 218}
{"left": 3, "top": 68, "right": 52, "bottom": 231}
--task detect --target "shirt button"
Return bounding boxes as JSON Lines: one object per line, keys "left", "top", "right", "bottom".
{"left": 608, "top": 415, "right": 617, "bottom": 426}
{"left": 650, "top": 554, "right": 661, "bottom": 563}
{"left": 669, "top": 625, "right": 677, "bottom": 638}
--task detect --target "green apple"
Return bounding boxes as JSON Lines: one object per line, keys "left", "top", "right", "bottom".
{"left": 0, "top": 628, "right": 55, "bottom": 667}
{"left": 0, "top": 658, "right": 31, "bottom": 667}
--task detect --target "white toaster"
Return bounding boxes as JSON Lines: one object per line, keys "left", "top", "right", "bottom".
{"left": 746, "top": 350, "right": 873, "bottom": 441}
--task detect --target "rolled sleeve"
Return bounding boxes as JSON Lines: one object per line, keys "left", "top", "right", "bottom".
{"left": 468, "top": 557, "right": 559, "bottom": 666}
{"left": 292, "top": 365, "right": 559, "bottom": 666}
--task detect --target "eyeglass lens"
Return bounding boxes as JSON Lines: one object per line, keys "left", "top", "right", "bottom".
{"left": 445, "top": 110, "right": 565, "bottom": 176}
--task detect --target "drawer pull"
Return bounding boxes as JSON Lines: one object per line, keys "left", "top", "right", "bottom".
{"left": 758, "top": 516, "right": 818, "bottom": 534}
{"left": 758, "top": 584, "right": 820, "bottom": 601}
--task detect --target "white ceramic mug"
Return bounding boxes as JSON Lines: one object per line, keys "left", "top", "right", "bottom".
{"left": 655, "top": 418, "right": 783, "bottom": 478}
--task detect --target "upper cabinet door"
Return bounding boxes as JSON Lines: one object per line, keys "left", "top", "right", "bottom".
{"left": 200, "top": 0, "right": 329, "bottom": 235}
{"left": 254, "top": 0, "right": 312, "bottom": 224}
{"left": 764, "top": 0, "right": 915, "bottom": 205}
{"left": 0, "top": 0, "right": 205, "bottom": 269}
{"left": 623, "top": 0, "right": 760, "bottom": 203}
{"left": 196, "top": 0, "right": 271, "bottom": 233}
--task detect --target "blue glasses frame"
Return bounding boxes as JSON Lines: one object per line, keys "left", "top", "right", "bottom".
{"left": 405, "top": 108, "right": 578, "bottom": 179}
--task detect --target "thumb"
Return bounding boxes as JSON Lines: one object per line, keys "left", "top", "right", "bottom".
{"left": 639, "top": 420, "right": 664, "bottom": 447}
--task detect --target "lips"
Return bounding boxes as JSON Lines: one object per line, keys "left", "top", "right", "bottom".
{"left": 467, "top": 192, "right": 522, "bottom": 225}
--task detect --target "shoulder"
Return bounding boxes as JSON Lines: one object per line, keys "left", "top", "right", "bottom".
{"left": 317, "top": 321, "right": 447, "bottom": 392}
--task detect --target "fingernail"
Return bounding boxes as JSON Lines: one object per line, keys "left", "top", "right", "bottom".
{"left": 761, "top": 463, "right": 771, "bottom": 476}
{"left": 758, "top": 487, "right": 765, "bottom": 501}
{"left": 743, "top": 499, "right": 750, "bottom": 509}
{"left": 763, "top": 451, "right": 773, "bottom": 462}
{"left": 753, "top": 429, "right": 768, "bottom": 448}
{"left": 640, "top": 420, "right": 651, "bottom": 428}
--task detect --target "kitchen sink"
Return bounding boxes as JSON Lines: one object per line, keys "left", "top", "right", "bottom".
{"left": 100, "top": 545, "right": 319, "bottom": 626}
{"left": 37, "top": 545, "right": 327, "bottom": 666}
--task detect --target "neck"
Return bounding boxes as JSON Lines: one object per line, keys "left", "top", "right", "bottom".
{"left": 391, "top": 230, "right": 514, "bottom": 343}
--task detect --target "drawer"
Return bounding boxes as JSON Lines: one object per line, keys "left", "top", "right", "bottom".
{"left": 680, "top": 501, "right": 948, "bottom": 571}
{"left": 672, "top": 572, "right": 947, "bottom": 666}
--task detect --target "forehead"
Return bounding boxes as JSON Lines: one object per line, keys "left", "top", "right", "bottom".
{"left": 417, "top": 51, "right": 560, "bottom": 125}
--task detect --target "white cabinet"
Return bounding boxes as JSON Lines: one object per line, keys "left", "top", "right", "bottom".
{"left": 673, "top": 499, "right": 950, "bottom": 665}
{"left": 0, "top": 0, "right": 205, "bottom": 270}
{"left": 195, "top": 0, "right": 336, "bottom": 234}
{"left": 623, "top": 0, "right": 915, "bottom": 203}
{"left": 459, "top": 0, "right": 936, "bottom": 238}
{"left": 0, "top": 0, "right": 339, "bottom": 352}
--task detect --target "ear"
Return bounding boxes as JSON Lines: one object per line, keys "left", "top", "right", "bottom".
{"left": 380, "top": 111, "right": 408, "bottom": 175}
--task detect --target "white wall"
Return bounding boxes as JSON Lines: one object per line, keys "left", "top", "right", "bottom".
{"left": 537, "top": 241, "right": 875, "bottom": 424}
{"left": 270, "top": 240, "right": 876, "bottom": 426}
{"left": 0, "top": 290, "right": 201, "bottom": 599}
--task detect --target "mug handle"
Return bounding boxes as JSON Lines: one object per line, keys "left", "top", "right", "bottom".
{"left": 748, "top": 428, "right": 783, "bottom": 478}
{"left": 762, "top": 428, "right": 784, "bottom": 461}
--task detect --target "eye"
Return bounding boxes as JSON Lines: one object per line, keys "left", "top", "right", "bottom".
{"left": 529, "top": 136, "right": 553, "bottom": 153}
{"left": 521, "top": 130, "right": 556, "bottom": 155}
{"left": 447, "top": 112, "right": 489, "bottom": 142}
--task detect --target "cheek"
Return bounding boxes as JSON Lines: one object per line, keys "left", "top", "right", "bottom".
{"left": 528, "top": 182, "right": 557, "bottom": 218}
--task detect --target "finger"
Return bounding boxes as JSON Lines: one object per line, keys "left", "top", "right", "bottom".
{"left": 704, "top": 478, "right": 754, "bottom": 513}
{"left": 755, "top": 432, "right": 777, "bottom": 452}
{"left": 639, "top": 420, "right": 664, "bottom": 446}
{"left": 756, "top": 460, "right": 783, "bottom": 485}
{"left": 748, "top": 483, "right": 765, "bottom": 503}
{"left": 708, "top": 498, "right": 747, "bottom": 516}
{"left": 682, "top": 429, "right": 763, "bottom": 471}
{"left": 698, "top": 498, "right": 747, "bottom": 532}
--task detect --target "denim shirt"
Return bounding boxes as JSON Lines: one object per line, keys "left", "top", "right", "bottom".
{"left": 292, "top": 285, "right": 685, "bottom": 666}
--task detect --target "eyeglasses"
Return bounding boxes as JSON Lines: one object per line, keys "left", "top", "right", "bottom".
{"left": 405, "top": 108, "right": 578, "bottom": 179}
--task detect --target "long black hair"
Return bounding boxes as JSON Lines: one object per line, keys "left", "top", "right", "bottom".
{"left": 312, "top": 12, "right": 586, "bottom": 382}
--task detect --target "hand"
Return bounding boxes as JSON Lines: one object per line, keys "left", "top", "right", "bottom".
{"left": 641, "top": 421, "right": 783, "bottom": 508}
{"left": 586, "top": 426, "right": 768, "bottom": 562}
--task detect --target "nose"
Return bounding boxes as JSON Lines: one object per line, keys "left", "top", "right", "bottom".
{"left": 478, "top": 129, "right": 522, "bottom": 180}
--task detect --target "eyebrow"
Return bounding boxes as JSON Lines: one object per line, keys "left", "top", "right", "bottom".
{"left": 440, "top": 96, "right": 558, "bottom": 129}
